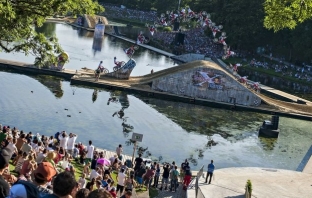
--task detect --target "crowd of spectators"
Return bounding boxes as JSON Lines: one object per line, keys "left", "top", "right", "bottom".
{"left": 100, "top": 4, "right": 310, "bottom": 93}
{"left": 0, "top": 125, "right": 195, "bottom": 198}
{"left": 153, "top": 28, "right": 224, "bottom": 57}
{"left": 250, "top": 58, "right": 312, "bottom": 88}
{"left": 101, "top": 4, "right": 157, "bottom": 23}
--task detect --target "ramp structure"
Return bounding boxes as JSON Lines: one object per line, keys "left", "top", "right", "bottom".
{"left": 105, "top": 59, "right": 136, "bottom": 80}
{"left": 150, "top": 61, "right": 261, "bottom": 106}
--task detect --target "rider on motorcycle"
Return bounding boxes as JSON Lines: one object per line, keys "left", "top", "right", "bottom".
{"left": 114, "top": 57, "right": 122, "bottom": 67}
{"left": 124, "top": 46, "right": 135, "bottom": 56}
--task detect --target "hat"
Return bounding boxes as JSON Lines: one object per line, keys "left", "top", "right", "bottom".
{"left": 0, "top": 148, "right": 11, "bottom": 169}
{"left": 111, "top": 187, "right": 116, "bottom": 191}
{"left": 33, "top": 162, "right": 57, "bottom": 181}
{"left": 10, "top": 181, "right": 39, "bottom": 198}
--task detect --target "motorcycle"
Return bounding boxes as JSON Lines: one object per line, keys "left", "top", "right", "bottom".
{"left": 113, "top": 60, "right": 126, "bottom": 72}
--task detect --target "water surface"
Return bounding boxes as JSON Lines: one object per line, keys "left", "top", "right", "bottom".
{"left": 0, "top": 71, "right": 311, "bottom": 170}
{"left": 0, "top": 22, "right": 177, "bottom": 76}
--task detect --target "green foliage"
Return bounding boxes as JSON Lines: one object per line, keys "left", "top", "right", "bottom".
{"left": 0, "top": 0, "right": 104, "bottom": 67}
{"left": 245, "top": 179, "right": 252, "bottom": 194}
{"left": 264, "top": 0, "right": 312, "bottom": 32}
{"left": 163, "top": 26, "right": 172, "bottom": 32}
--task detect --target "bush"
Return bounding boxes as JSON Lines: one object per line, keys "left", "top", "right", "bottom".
{"left": 163, "top": 26, "right": 172, "bottom": 32}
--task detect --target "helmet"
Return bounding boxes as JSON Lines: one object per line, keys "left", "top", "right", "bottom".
{"left": 114, "top": 57, "right": 116, "bottom": 59}
{"left": 100, "top": 61, "right": 103, "bottom": 63}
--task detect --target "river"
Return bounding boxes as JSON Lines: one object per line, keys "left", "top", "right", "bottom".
{"left": 0, "top": 22, "right": 311, "bottom": 170}
{"left": 0, "top": 71, "right": 311, "bottom": 170}
{"left": 0, "top": 22, "right": 177, "bottom": 76}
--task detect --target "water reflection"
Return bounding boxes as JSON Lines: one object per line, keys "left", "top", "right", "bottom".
{"left": 35, "top": 23, "right": 56, "bottom": 37}
{"left": 34, "top": 75, "right": 64, "bottom": 98}
{"left": 92, "top": 89, "right": 98, "bottom": 103}
{"left": 259, "top": 137, "right": 278, "bottom": 151}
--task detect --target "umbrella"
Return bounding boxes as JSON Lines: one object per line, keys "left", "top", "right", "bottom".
{"left": 97, "top": 158, "right": 111, "bottom": 166}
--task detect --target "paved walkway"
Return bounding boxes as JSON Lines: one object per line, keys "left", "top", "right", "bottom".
{"left": 187, "top": 167, "right": 312, "bottom": 198}
{"left": 154, "top": 183, "right": 187, "bottom": 198}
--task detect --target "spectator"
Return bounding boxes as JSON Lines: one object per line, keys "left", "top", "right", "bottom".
{"left": 87, "top": 188, "right": 113, "bottom": 198}
{"left": 78, "top": 173, "right": 87, "bottom": 189}
{"left": 15, "top": 152, "right": 27, "bottom": 173}
{"left": 76, "top": 188, "right": 90, "bottom": 198}
{"left": 109, "top": 187, "right": 117, "bottom": 198}
{"left": 86, "top": 178, "right": 96, "bottom": 191}
{"left": 183, "top": 162, "right": 192, "bottom": 189}
{"left": 90, "top": 167, "right": 101, "bottom": 180}
{"left": 205, "top": 160, "right": 215, "bottom": 184}
{"left": 85, "top": 140, "right": 94, "bottom": 164}
{"left": 116, "top": 168, "right": 126, "bottom": 195}
{"left": 170, "top": 165, "right": 179, "bottom": 192}
{"left": 67, "top": 133, "right": 77, "bottom": 155}
{"left": 32, "top": 162, "right": 56, "bottom": 196}
{"left": 152, "top": 163, "right": 160, "bottom": 188}
{"left": 0, "top": 148, "right": 16, "bottom": 197}
{"left": 159, "top": 164, "right": 170, "bottom": 191}
{"left": 136, "top": 165, "right": 146, "bottom": 189}
{"left": 36, "top": 149, "right": 47, "bottom": 164}
{"left": 42, "top": 171, "right": 79, "bottom": 198}
{"left": 116, "top": 144, "right": 123, "bottom": 161}
{"left": 134, "top": 154, "right": 143, "bottom": 172}
{"left": 9, "top": 180, "right": 39, "bottom": 197}
{"left": 72, "top": 144, "right": 79, "bottom": 159}
{"left": 120, "top": 190, "right": 132, "bottom": 198}
{"left": 143, "top": 166, "right": 155, "bottom": 189}
{"left": 124, "top": 174, "right": 136, "bottom": 193}
{"left": 21, "top": 138, "right": 32, "bottom": 155}
{"left": 16, "top": 133, "right": 27, "bottom": 151}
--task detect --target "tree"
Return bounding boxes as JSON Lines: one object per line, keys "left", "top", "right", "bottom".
{"left": 264, "top": 0, "right": 312, "bottom": 32}
{"left": 0, "top": 0, "right": 104, "bottom": 66}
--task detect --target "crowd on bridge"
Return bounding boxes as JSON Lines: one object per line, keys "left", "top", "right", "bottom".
{"left": 0, "top": 124, "right": 215, "bottom": 198}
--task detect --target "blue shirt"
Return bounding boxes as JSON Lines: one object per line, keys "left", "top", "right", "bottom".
{"left": 208, "top": 163, "right": 215, "bottom": 173}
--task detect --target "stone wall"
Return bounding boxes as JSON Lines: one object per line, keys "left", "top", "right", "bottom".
{"left": 152, "top": 66, "right": 261, "bottom": 106}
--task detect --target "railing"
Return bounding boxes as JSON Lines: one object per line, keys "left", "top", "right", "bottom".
{"left": 195, "top": 165, "right": 204, "bottom": 198}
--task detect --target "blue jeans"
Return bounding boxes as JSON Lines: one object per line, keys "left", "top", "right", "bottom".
{"left": 170, "top": 179, "right": 178, "bottom": 191}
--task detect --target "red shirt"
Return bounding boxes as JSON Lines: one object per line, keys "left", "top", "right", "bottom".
{"left": 110, "top": 191, "right": 117, "bottom": 198}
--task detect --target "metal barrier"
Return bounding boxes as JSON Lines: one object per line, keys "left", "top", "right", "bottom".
{"left": 195, "top": 165, "right": 204, "bottom": 198}
{"left": 197, "top": 187, "right": 205, "bottom": 198}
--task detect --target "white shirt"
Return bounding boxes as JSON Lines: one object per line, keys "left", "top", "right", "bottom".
{"left": 59, "top": 135, "right": 69, "bottom": 149}
{"left": 90, "top": 169, "right": 100, "bottom": 180}
{"left": 36, "top": 153, "right": 46, "bottom": 163}
{"left": 86, "top": 145, "right": 94, "bottom": 159}
{"left": 6, "top": 142, "right": 17, "bottom": 154}
{"left": 78, "top": 177, "right": 86, "bottom": 188}
{"left": 117, "top": 172, "right": 126, "bottom": 186}
{"left": 67, "top": 136, "right": 77, "bottom": 150}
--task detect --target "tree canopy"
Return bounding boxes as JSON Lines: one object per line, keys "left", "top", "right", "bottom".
{"left": 0, "top": 0, "right": 104, "bottom": 66}
{"left": 264, "top": 0, "right": 312, "bottom": 32}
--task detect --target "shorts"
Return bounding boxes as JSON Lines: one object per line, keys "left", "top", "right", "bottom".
{"left": 136, "top": 176, "right": 143, "bottom": 184}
